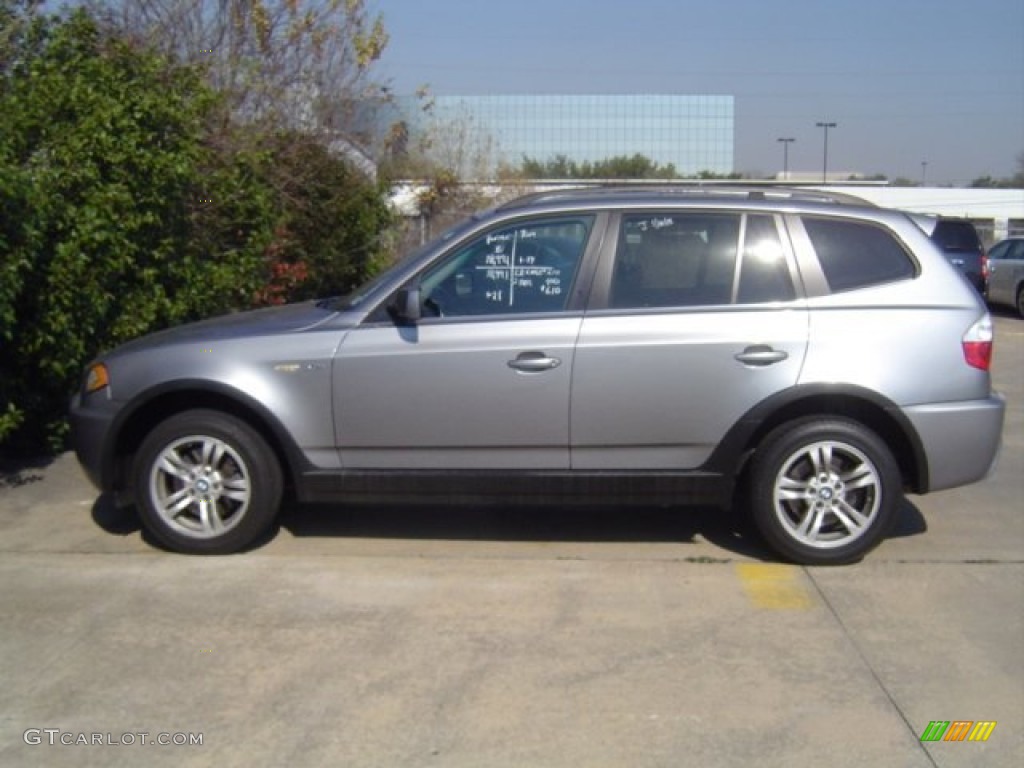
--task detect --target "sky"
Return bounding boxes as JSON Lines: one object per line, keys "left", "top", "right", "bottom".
{"left": 371, "top": 0, "right": 1024, "bottom": 185}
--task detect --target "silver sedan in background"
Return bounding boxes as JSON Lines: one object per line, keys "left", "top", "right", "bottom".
{"left": 986, "top": 237, "right": 1024, "bottom": 317}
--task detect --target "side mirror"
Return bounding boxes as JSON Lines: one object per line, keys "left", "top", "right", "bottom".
{"left": 390, "top": 286, "right": 421, "bottom": 323}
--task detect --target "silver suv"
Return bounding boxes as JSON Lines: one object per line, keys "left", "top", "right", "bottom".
{"left": 70, "top": 187, "right": 1005, "bottom": 564}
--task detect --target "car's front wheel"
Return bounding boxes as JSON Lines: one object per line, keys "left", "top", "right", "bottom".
{"left": 748, "top": 418, "right": 901, "bottom": 565}
{"left": 133, "top": 410, "right": 283, "bottom": 554}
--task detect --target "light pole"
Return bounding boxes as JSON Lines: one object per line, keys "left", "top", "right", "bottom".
{"left": 921, "top": 161, "right": 928, "bottom": 186}
{"left": 777, "top": 138, "right": 795, "bottom": 180}
{"left": 816, "top": 121, "right": 837, "bottom": 183}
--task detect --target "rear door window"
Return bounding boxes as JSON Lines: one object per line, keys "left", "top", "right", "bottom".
{"left": 610, "top": 213, "right": 738, "bottom": 308}
{"left": 737, "top": 215, "right": 796, "bottom": 304}
{"left": 990, "top": 240, "right": 1024, "bottom": 261}
{"left": 988, "top": 241, "right": 1010, "bottom": 260}
{"left": 608, "top": 212, "right": 796, "bottom": 308}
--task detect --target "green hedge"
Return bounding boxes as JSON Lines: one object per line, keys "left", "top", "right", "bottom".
{"left": 0, "top": 8, "right": 392, "bottom": 452}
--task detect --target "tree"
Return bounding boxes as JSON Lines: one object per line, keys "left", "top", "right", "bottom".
{"left": 0, "top": 0, "right": 42, "bottom": 72}
{"left": 968, "top": 151, "right": 1024, "bottom": 188}
{"left": 97, "top": 0, "right": 398, "bottom": 297}
{"left": 378, "top": 94, "right": 509, "bottom": 249}
{"left": 92, "top": 0, "right": 389, "bottom": 139}
{"left": 521, "top": 154, "right": 576, "bottom": 179}
{"left": 255, "top": 133, "right": 394, "bottom": 304}
{"left": 518, "top": 153, "right": 682, "bottom": 179}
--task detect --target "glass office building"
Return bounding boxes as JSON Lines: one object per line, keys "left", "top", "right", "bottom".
{"left": 388, "top": 94, "right": 734, "bottom": 178}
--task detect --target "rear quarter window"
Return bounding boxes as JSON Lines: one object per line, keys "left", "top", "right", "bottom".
{"left": 802, "top": 217, "right": 916, "bottom": 293}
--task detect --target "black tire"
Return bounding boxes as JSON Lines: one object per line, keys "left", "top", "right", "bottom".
{"left": 1016, "top": 286, "right": 1024, "bottom": 319}
{"left": 747, "top": 417, "right": 901, "bottom": 565}
{"left": 133, "top": 409, "right": 283, "bottom": 554}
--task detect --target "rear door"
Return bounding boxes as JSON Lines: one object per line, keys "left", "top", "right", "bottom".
{"left": 571, "top": 211, "right": 809, "bottom": 469}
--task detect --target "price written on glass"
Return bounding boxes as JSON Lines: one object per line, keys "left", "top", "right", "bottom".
{"left": 477, "top": 229, "right": 562, "bottom": 307}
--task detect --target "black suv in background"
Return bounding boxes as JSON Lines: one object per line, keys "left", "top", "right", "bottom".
{"left": 921, "top": 217, "right": 988, "bottom": 293}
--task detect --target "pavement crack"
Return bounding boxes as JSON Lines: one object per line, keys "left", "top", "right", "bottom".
{"left": 803, "top": 567, "right": 940, "bottom": 768}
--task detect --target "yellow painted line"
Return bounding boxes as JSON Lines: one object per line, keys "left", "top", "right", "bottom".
{"left": 736, "top": 563, "right": 815, "bottom": 610}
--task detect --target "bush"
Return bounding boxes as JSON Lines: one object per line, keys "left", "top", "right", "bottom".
{"left": 0, "top": 7, "right": 394, "bottom": 453}
{"left": 255, "top": 135, "right": 394, "bottom": 305}
{"left": 0, "top": 9, "right": 273, "bottom": 450}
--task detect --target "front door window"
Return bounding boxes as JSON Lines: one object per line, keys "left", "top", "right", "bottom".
{"left": 419, "top": 217, "right": 594, "bottom": 317}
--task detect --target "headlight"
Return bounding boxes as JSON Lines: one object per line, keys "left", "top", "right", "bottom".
{"left": 84, "top": 363, "right": 109, "bottom": 394}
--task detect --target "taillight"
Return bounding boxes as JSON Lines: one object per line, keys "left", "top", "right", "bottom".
{"left": 981, "top": 252, "right": 989, "bottom": 281}
{"left": 962, "top": 314, "right": 993, "bottom": 371}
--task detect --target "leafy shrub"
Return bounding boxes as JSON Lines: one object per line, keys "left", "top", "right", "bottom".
{"left": 0, "top": 9, "right": 272, "bottom": 449}
{"left": 258, "top": 136, "right": 394, "bottom": 304}
{"left": 0, "top": 7, "right": 393, "bottom": 453}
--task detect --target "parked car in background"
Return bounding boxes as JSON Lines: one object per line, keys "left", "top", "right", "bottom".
{"left": 916, "top": 216, "right": 988, "bottom": 293}
{"left": 70, "top": 187, "right": 1005, "bottom": 565}
{"left": 985, "top": 237, "right": 1024, "bottom": 317}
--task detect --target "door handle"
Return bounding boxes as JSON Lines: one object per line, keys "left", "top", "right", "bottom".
{"left": 508, "top": 351, "right": 561, "bottom": 372}
{"left": 734, "top": 345, "right": 789, "bottom": 366}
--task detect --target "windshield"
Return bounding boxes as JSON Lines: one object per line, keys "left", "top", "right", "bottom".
{"left": 324, "top": 215, "right": 486, "bottom": 311}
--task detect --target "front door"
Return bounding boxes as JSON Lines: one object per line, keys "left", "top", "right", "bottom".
{"left": 334, "top": 214, "right": 597, "bottom": 469}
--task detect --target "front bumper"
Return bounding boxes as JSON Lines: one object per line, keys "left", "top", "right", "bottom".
{"left": 69, "top": 391, "right": 119, "bottom": 492}
{"left": 903, "top": 393, "right": 1006, "bottom": 493}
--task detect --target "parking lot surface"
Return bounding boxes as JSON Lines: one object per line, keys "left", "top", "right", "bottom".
{"left": 1, "top": 312, "right": 1022, "bottom": 767}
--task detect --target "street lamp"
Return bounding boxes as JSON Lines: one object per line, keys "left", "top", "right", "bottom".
{"left": 815, "top": 121, "right": 837, "bottom": 183}
{"left": 921, "top": 161, "right": 928, "bottom": 186}
{"left": 777, "top": 138, "right": 795, "bottom": 180}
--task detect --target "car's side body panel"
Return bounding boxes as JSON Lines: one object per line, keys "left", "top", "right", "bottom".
{"left": 571, "top": 307, "right": 808, "bottom": 469}
{"left": 71, "top": 306, "right": 352, "bottom": 492}
{"left": 333, "top": 316, "right": 583, "bottom": 469}
{"left": 296, "top": 468, "right": 731, "bottom": 507}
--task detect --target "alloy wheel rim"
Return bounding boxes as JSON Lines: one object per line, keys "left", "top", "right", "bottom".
{"left": 772, "top": 440, "right": 881, "bottom": 549}
{"left": 148, "top": 436, "right": 251, "bottom": 539}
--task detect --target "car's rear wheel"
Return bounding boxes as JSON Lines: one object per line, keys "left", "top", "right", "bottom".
{"left": 1016, "top": 285, "right": 1024, "bottom": 318}
{"left": 748, "top": 418, "right": 901, "bottom": 565}
{"left": 133, "top": 410, "right": 282, "bottom": 554}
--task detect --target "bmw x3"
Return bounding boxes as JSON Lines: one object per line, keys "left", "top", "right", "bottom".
{"left": 71, "top": 187, "right": 1006, "bottom": 564}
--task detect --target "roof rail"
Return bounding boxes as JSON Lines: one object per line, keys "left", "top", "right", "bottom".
{"left": 496, "top": 184, "right": 873, "bottom": 210}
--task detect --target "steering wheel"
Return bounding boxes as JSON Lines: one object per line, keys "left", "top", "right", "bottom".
{"left": 423, "top": 285, "right": 455, "bottom": 317}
